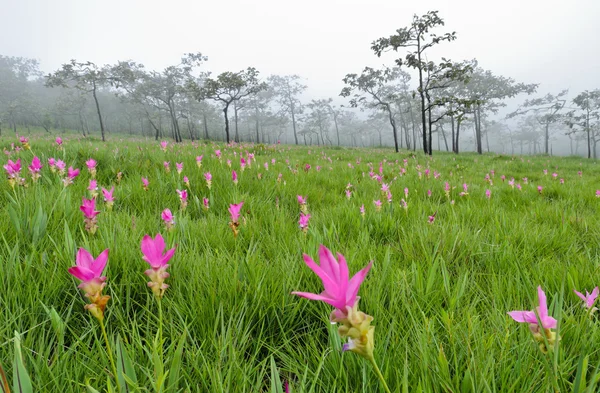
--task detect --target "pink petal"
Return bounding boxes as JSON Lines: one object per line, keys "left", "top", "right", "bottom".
{"left": 336, "top": 252, "right": 349, "bottom": 301}
{"left": 160, "top": 247, "right": 176, "bottom": 266}
{"left": 318, "top": 245, "right": 339, "bottom": 282}
{"left": 507, "top": 310, "right": 537, "bottom": 324}
{"left": 346, "top": 261, "right": 372, "bottom": 306}
{"left": 591, "top": 287, "right": 599, "bottom": 300}
{"left": 68, "top": 266, "right": 94, "bottom": 281}
{"left": 76, "top": 248, "right": 95, "bottom": 269}
{"left": 91, "top": 249, "right": 109, "bottom": 277}
{"left": 291, "top": 291, "right": 339, "bottom": 308}
{"left": 542, "top": 316, "right": 557, "bottom": 329}
{"left": 574, "top": 290, "right": 587, "bottom": 302}
{"left": 302, "top": 253, "right": 341, "bottom": 306}
{"left": 537, "top": 286, "right": 548, "bottom": 318}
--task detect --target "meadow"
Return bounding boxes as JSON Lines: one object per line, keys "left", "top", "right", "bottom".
{"left": 1, "top": 132, "right": 600, "bottom": 392}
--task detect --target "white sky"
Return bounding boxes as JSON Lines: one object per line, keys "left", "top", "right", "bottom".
{"left": 1, "top": 0, "right": 599, "bottom": 105}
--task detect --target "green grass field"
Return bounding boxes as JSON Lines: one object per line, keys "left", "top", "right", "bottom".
{"left": 1, "top": 132, "right": 600, "bottom": 392}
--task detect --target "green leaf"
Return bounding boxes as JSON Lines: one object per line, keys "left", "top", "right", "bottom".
{"left": 116, "top": 335, "right": 137, "bottom": 392}
{"left": 12, "top": 331, "right": 33, "bottom": 393}
{"left": 0, "top": 361, "right": 10, "bottom": 393}
{"left": 85, "top": 381, "right": 101, "bottom": 393}
{"left": 166, "top": 330, "right": 187, "bottom": 392}
{"left": 270, "top": 356, "right": 284, "bottom": 393}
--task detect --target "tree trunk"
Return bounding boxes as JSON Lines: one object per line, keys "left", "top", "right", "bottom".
{"left": 91, "top": 83, "right": 106, "bottom": 142}
{"left": 544, "top": 123, "right": 549, "bottom": 154}
{"left": 475, "top": 105, "right": 483, "bottom": 154}
{"left": 455, "top": 119, "right": 461, "bottom": 154}
{"left": 450, "top": 115, "right": 455, "bottom": 153}
{"left": 223, "top": 104, "right": 231, "bottom": 143}
{"left": 586, "top": 110, "right": 591, "bottom": 159}
{"left": 386, "top": 105, "right": 399, "bottom": 153}
{"left": 426, "top": 100, "right": 433, "bottom": 155}
{"left": 417, "top": 38, "right": 428, "bottom": 154}
{"left": 440, "top": 125, "right": 449, "bottom": 152}
{"left": 333, "top": 112, "right": 340, "bottom": 146}
{"left": 234, "top": 102, "right": 240, "bottom": 143}
{"left": 291, "top": 105, "right": 299, "bottom": 145}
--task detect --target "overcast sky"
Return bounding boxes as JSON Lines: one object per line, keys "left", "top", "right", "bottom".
{"left": 1, "top": 0, "right": 599, "bottom": 105}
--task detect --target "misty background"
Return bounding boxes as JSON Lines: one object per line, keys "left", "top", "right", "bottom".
{"left": 1, "top": 0, "right": 599, "bottom": 155}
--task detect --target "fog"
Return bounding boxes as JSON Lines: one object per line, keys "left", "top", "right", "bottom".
{"left": 1, "top": 0, "right": 599, "bottom": 156}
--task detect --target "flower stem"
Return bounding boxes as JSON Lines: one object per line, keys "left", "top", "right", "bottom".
{"left": 99, "top": 319, "right": 118, "bottom": 384}
{"left": 369, "top": 357, "right": 391, "bottom": 393}
{"left": 157, "top": 296, "right": 164, "bottom": 364}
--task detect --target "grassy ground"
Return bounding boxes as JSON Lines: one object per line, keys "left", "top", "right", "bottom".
{"left": 1, "top": 132, "right": 600, "bottom": 392}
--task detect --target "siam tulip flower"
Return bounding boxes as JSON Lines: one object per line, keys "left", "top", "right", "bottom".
{"left": 271, "top": 159, "right": 276, "bottom": 165}
{"left": 427, "top": 189, "right": 432, "bottom": 198}
{"left": 373, "top": 199, "right": 382, "bottom": 212}
{"left": 88, "top": 179, "right": 99, "bottom": 198}
{"left": 596, "top": 190, "right": 600, "bottom": 198}
{"left": 298, "top": 195, "right": 309, "bottom": 214}
{"left": 4, "top": 159, "right": 24, "bottom": 186}
{"left": 360, "top": 204, "right": 365, "bottom": 217}
{"left": 424, "top": 169, "right": 430, "bottom": 178}
{"left": 160, "top": 140, "right": 168, "bottom": 152}
{"left": 176, "top": 162, "right": 183, "bottom": 174}
{"left": 380, "top": 183, "right": 389, "bottom": 194}
{"left": 80, "top": 197, "right": 100, "bottom": 234}
{"left": 204, "top": 172, "right": 212, "bottom": 189}
{"left": 86, "top": 158, "right": 97, "bottom": 178}
{"left": 116, "top": 171, "right": 123, "bottom": 184}
{"left": 48, "top": 157, "right": 56, "bottom": 172}
{"left": 202, "top": 197, "right": 209, "bottom": 210}
{"left": 299, "top": 212, "right": 311, "bottom": 233}
{"left": 161, "top": 208, "right": 175, "bottom": 230}
{"left": 240, "top": 157, "right": 247, "bottom": 171}
{"left": 428, "top": 212, "right": 437, "bottom": 224}
{"left": 215, "top": 149, "right": 222, "bottom": 160}
{"left": 501, "top": 175, "right": 506, "bottom": 182}
{"left": 196, "top": 155, "right": 203, "bottom": 167}
{"left": 459, "top": 183, "right": 469, "bottom": 197}
{"left": 560, "top": 178, "right": 564, "bottom": 184}
{"left": 163, "top": 161, "right": 170, "bottom": 173}
{"left": 444, "top": 182, "right": 451, "bottom": 198}
{"left": 19, "top": 136, "right": 30, "bottom": 150}
{"left": 401, "top": 198, "right": 408, "bottom": 211}
{"left": 543, "top": 169, "right": 548, "bottom": 175}
{"left": 68, "top": 248, "right": 110, "bottom": 320}
{"left": 552, "top": 173, "right": 558, "bottom": 179}
{"left": 177, "top": 189, "right": 188, "bottom": 210}
{"left": 232, "top": 170, "right": 238, "bottom": 185}
{"left": 277, "top": 173, "right": 283, "bottom": 184}
{"left": 574, "top": 287, "right": 599, "bottom": 311}
{"left": 345, "top": 189, "right": 352, "bottom": 200}
{"left": 264, "top": 162, "right": 269, "bottom": 171}
{"left": 56, "top": 160, "right": 67, "bottom": 176}
{"left": 485, "top": 189, "right": 491, "bottom": 199}
{"left": 257, "top": 172, "right": 262, "bottom": 180}
{"left": 141, "top": 233, "right": 176, "bottom": 298}
{"left": 102, "top": 187, "right": 115, "bottom": 210}
{"left": 523, "top": 177, "right": 528, "bottom": 184}
{"left": 404, "top": 187, "right": 409, "bottom": 198}
{"left": 291, "top": 245, "right": 375, "bottom": 360}
{"left": 537, "top": 186, "right": 543, "bottom": 194}
{"left": 508, "top": 178, "right": 515, "bottom": 188}
{"left": 228, "top": 201, "right": 244, "bottom": 237}
{"left": 304, "top": 164, "right": 311, "bottom": 172}
{"left": 578, "top": 171, "right": 582, "bottom": 177}
{"left": 508, "top": 286, "right": 558, "bottom": 353}
{"left": 63, "top": 166, "right": 80, "bottom": 187}
{"left": 142, "top": 177, "right": 149, "bottom": 191}
{"left": 226, "top": 159, "right": 232, "bottom": 167}
{"left": 517, "top": 183, "right": 522, "bottom": 191}
{"left": 28, "top": 156, "right": 42, "bottom": 182}
{"left": 55, "top": 136, "right": 63, "bottom": 148}
{"left": 386, "top": 191, "right": 392, "bottom": 203}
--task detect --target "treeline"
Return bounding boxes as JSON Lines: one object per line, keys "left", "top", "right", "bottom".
{"left": 0, "top": 11, "right": 598, "bottom": 156}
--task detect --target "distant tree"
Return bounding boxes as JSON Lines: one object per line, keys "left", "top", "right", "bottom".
{"left": 460, "top": 64, "right": 537, "bottom": 154}
{"left": 269, "top": 75, "right": 306, "bottom": 145}
{"left": 565, "top": 90, "right": 600, "bottom": 158}
{"left": 507, "top": 90, "right": 568, "bottom": 154}
{"left": 303, "top": 99, "right": 332, "bottom": 145}
{"left": 188, "top": 67, "right": 267, "bottom": 144}
{"left": 371, "top": 11, "right": 458, "bottom": 154}
{"left": 0, "top": 55, "right": 41, "bottom": 135}
{"left": 341, "top": 67, "right": 404, "bottom": 152}
{"left": 46, "top": 60, "right": 114, "bottom": 141}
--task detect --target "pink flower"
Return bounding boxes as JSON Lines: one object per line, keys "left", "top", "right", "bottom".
{"left": 183, "top": 176, "right": 190, "bottom": 187}
{"left": 3, "top": 159, "right": 21, "bottom": 177}
{"left": 28, "top": 156, "right": 42, "bottom": 174}
{"left": 56, "top": 160, "right": 66, "bottom": 173}
{"left": 141, "top": 233, "right": 176, "bottom": 298}
{"left": 428, "top": 212, "right": 436, "bottom": 224}
{"left": 160, "top": 141, "right": 168, "bottom": 151}
{"left": 102, "top": 187, "right": 115, "bottom": 203}
{"left": 299, "top": 213, "right": 311, "bottom": 231}
{"left": 215, "top": 149, "right": 222, "bottom": 159}
{"left": 574, "top": 287, "right": 599, "bottom": 309}
{"left": 161, "top": 208, "right": 175, "bottom": 229}
{"left": 202, "top": 197, "right": 209, "bottom": 210}
{"left": 48, "top": 157, "right": 56, "bottom": 169}
{"left": 427, "top": 189, "right": 432, "bottom": 198}
{"left": 508, "top": 286, "right": 557, "bottom": 330}
{"left": 86, "top": 158, "right": 97, "bottom": 170}
{"left": 373, "top": 200, "right": 382, "bottom": 211}
{"left": 55, "top": 137, "right": 63, "bottom": 146}
{"left": 88, "top": 179, "right": 98, "bottom": 192}
{"left": 537, "top": 186, "right": 543, "bottom": 194}
{"left": 196, "top": 155, "right": 203, "bottom": 167}
{"left": 345, "top": 189, "right": 352, "bottom": 199}
{"left": 68, "top": 167, "right": 80, "bottom": 180}
{"left": 142, "top": 177, "right": 149, "bottom": 190}
{"left": 176, "top": 162, "right": 183, "bottom": 174}
{"left": 360, "top": 204, "right": 365, "bottom": 216}
{"left": 485, "top": 189, "right": 491, "bottom": 199}
{"left": 232, "top": 170, "right": 238, "bottom": 184}
{"left": 404, "top": 187, "right": 409, "bottom": 197}
{"left": 291, "top": 245, "right": 373, "bottom": 321}
{"left": 381, "top": 183, "right": 389, "bottom": 193}
{"left": 69, "top": 248, "right": 108, "bottom": 284}
{"left": 80, "top": 198, "right": 100, "bottom": 220}
{"left": 204, "top": 172, "right": 212, "bottom": 188}
{"left": 163, "top": 161, "right": 170, "bottom": 172}
{"left": 229, "top": 202, "right": 244, "bottom": 223}
{"left": 297, "top": 195, "right": 307, "bottom": 205}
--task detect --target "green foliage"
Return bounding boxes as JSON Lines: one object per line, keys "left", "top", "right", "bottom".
{"left": 0, "top": 133, "right": 599, "bottom": 392}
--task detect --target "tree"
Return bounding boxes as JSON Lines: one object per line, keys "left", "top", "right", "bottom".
{"left": 0, "top": 55, "right": 41, "bottom": 135}
{"left": 565, "top": 90, "right": 600, "bottom": 159}
{"left": 188, "top": 67, "right": 267, "bottom": 144}
{"left": 303, "top": 99, "right": 332, "bottom": 146}
{"left": 507, "top": 90, "right": 568, "bottom": 154}
{"left": 46, "top": 60, "right": 114, "bottom": 141}
{"left": 341, "top": 67, "right": 405, "bottom": 152}
{"left": 269, "top": 75, "right": 306, "bottom": 145}
{"left": 461, "top": 64, "right": 537, "bottom": 154}
{"left": 371, "top": 10, "right": 458, "bottom": 154}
